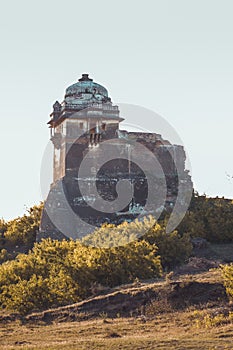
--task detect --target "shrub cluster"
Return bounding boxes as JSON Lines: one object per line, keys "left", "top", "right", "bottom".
{"left": 177, "top": 194, "right": 233, "bottom": 242}
{"left": 1, "top": 192, "right": 232, "bottom": 315}
{"left": 1, "top": 203, "right": 43, "bottom": 248}
{"left": 221, "top": 264, "right": 233, "bottom": 300}
{"left": 0, "top": 238, "right": 162, "bottom": 314}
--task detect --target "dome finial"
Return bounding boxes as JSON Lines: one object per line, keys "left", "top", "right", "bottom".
{"left": 78, "top": 73, "right": 93, "bottom": 82}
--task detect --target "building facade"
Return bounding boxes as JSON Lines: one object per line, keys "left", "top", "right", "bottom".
{"left": 39, "top": 74, "right": 192, "bottom": 240}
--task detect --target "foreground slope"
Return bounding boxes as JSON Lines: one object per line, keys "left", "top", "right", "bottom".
{"left": 0, "top": 268, "right": 232, "bottom": 350}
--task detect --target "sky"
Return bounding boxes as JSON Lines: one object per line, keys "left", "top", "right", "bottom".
{"left": 0, "top": 0, "right": 233, "bottom": 220}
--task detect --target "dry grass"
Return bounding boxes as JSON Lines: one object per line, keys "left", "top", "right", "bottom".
{"left": 0, "top": 308, "right": 233, "bottom": 350}
{"left": 0, "top": 245, "right": 232, "bottom": 349}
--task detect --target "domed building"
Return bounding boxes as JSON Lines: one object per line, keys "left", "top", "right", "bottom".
{"left": 39, "top": 74, "right": 192, "bottom": 240}
{"left": 65, "top": 73, "right": 110, "bottom": 105}
{"left": 47, "top": 74, "right": 124, "bottom": 183}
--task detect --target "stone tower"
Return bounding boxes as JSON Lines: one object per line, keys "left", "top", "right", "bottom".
{"left": 48, "top": 74, "right": 123, "bottom": 183}
{"left": 39, "top": 74, "right": 192, "bottom": 240}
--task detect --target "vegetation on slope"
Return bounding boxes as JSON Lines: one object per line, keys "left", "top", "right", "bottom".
{"left": 0, "top": 238, "right": 162, "bottom": 314}
{"left": 0, "top": 194, "right": 232, "bottom": 315}
{"left": 221, "top": 264, "right": 233, "bottom": 300}
{"left": 177, "top": 194, "right": 233, "bottom": 242}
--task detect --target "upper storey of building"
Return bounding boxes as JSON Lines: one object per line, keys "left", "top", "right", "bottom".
{"left": 48, "top": 74, "right": 123, "bottom": 129}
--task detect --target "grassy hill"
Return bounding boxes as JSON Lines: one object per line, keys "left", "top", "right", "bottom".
{"left": 0, "top": 268, "right": 232, "bottom": 349}
{"left": 0, "top": 195, "right": 233, "bottom": 349}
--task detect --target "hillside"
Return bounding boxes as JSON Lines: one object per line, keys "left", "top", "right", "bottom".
{"left": 0, "top": 268, "right": 232, "bottom": 350}
{"left": 0, "top": 196, "right": 233, "bottom": 349}
{"left": 20, "top": 269, "right": 229, "bottom": 322}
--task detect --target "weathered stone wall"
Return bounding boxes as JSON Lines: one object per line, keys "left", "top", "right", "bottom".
{"left": 39, "top": 127, "right": 192, "bottom": 240}
{"left": 40, "top": 75, "right": 192, "bottom": 240}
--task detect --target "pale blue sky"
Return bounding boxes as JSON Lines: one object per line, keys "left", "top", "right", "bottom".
{"left": 1, "top": 0, "right": 233, "bottom": 220}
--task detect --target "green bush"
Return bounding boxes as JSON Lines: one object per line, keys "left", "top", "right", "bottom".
{"left": 178, "top": 194, "right": 233, "bottom": 243}
{"left": 143, "top": 223, "right": 192, "bottom": 269}
{"left": 0, "top": 237, "right": 162, "bottom": 314}
{"left": 0, "top": 249, "right": 11, "bottom": 263}
{"left": 221, "top": 264, "right": 233, "bottom": 300}
{"left": 83, "top": 217, "right": 192, "bottom": 269}
{"left": 82, "top": 216, "right": 156, "bottom": 248}
{"left": 4, "top": 203, "right": 43, "bottom": 247}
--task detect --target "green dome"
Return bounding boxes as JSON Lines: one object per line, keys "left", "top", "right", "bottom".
{"left": 65, "top": 74, "right": 109, "bottom": 102}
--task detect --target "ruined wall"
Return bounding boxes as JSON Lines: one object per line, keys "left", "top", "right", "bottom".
{"left": 40, "top": 73, "right": 192, "bottom": 239}
{"left": 40, "top": 127, "right": 191, "bottom": 239}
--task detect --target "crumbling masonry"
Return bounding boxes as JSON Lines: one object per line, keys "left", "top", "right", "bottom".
{"left": 39, "top": 74, "right": 192, "bottom": 240}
